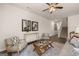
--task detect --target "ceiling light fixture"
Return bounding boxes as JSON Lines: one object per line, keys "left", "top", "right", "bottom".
{"left": 43, "top": 3, "right": 63, "bottom": 14}
{"left": 49, "top": 7, "right": 56, "bottom": 13}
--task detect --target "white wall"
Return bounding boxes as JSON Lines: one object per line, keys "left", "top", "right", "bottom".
{"left": 68, "top": 14, "right": 79, "bottom": 38}
{"left": 0, "top": 4, "right": 54, "bottom": 51}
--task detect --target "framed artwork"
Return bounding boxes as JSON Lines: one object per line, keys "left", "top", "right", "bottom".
{"left": 22, "top": 19, "right": 31, "bottom": 32}
{"left": 28, "top": 20, "right": 31, "bottom": 31}
{"left": 32, "top": 21, "right": 38, "bottom": 31}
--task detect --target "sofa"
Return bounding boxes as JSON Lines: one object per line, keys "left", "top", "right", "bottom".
{"left": 69, "top": 33, "right": 79, "bottom": 55}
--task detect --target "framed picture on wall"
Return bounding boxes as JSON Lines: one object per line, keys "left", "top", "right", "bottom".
{"left": 28, "top": 20, "right": 31, "bottom": 31}
{"left": 32, "top": 21, "right": 38, "bottom": 31}
{"left": 22, "top": 19, "right": 30, "bottom": 32}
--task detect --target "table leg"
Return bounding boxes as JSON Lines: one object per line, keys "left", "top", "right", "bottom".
{"left": 49, "top": 43, "right": 54, "bottom": 48}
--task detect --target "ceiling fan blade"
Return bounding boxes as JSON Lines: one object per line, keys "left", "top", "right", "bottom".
{"left": 42, "top": 8, "right": 49, "bottom": 11}
{"left": 46, "top": 3, "right": 50, "bottom": 6}
{"left": 54, "top": 3, "right": 59, "bottom": 5}
{"left": 46, "top": 3, "right": 59, "bottom": 5}
{"left": 55, "top": 6, "right": 63, "bottom": 9}
{"left": 51, "top": 3, "right": 59, "bottom": 5}
{"left": 50, "top": 11, "right": 52, "bottom": 14}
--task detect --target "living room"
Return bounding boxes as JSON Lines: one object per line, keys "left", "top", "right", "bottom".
{"left": 0, "top": 3, "right": 79, "bottom": 56}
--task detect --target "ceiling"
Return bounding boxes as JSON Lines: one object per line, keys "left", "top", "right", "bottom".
{"left": 9, "top": 3, "right": 79, "bottom": 20}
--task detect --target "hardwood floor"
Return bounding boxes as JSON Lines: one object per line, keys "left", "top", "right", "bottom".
{"left": 50, "top": 35, "right": 67, "bottom": 44}
{"left": 50, "top": 27, "right": 67, "bottom": 44}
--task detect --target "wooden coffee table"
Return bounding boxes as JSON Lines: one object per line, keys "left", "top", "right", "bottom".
{"left": 33, "top": 39, "right": 54, "bottom": 55}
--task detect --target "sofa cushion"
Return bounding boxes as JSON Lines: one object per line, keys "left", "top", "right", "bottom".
{"left": 70, "top": 37, "right": 79, "bottom": 48}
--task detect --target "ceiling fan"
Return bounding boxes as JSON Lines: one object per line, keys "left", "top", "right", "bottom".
{"left": 43, "top": 3, "right": 63, "bottom": 14}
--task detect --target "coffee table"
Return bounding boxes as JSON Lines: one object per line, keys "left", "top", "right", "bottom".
{"left": 33, "top": 39, "right": 54, "bottom": 55}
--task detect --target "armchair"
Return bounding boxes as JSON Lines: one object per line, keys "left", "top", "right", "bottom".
{"left": 5, "top": 36, "right": 26, "bottom": 55}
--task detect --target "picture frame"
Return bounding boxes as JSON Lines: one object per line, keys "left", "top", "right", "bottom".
{"left": 28, "top": 20, "right": 31, "bottom": 31}
{"left": 32, "top": 21, "right": 38, "bottom": 31}
{"left": 22, "top": 19, "right": 31, "bottom": 32}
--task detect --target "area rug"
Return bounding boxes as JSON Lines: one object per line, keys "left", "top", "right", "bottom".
{"left": 12, "top": 42, "right": 64, "bottom": 56}
{"left": 1, "top": 41, "right": 78, "bottom": 56}
{"left": 59, "top": 42, "right": 79, "bottom": 56}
